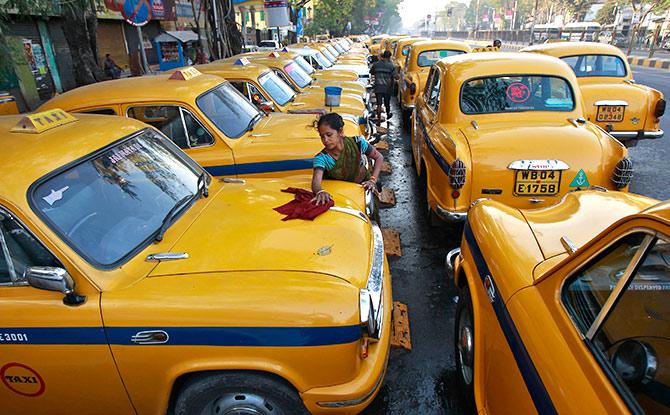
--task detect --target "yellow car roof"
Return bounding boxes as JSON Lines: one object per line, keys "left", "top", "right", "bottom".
{"left": 1, "top": 112, "right": 147, "bottom": 198}
{"left": 196, "top": 61, "right": 271, "bottom": 79}
{"left": 410, "top": 39, "right": 472, "bottom": 53}
{"left": 40, "top": 72, "right": 226, "bottom": 110}
{"left": 521, "top": 41, "right": 627, "bottom": 59}
{"left": 435, "top": 52, "right": 572, "bottom": 79}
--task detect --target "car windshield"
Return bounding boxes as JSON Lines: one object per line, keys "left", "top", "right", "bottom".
{"left": 333, "top": 43, "right": 344, "bottom": 53}
{"left": 326, "top": 45, "right": 339, "bottom": 57}
{"left": 259, "top": 40, "right": 276, "bottom": 48}
{"left": 417, "top": 49, "right": 466, "bottom": 67}
{"left": 373, "top": 38, "right": 382, "bottom": 45}
{"left": 284, "top": 62, "right": 312, "bottom": 88}
{"left": 258, "top": 71, "right": 295, "bottom": 106}
{"left": 293, "top": 55, "right": 315, "bottom": 74}
{"left": 561, "top": 54, "right": 627, "bottom": 77}
{"left": 321, "top": 48, "right": 336, "bottom": 62}
{"left": 31, "top": 129, "right": 201, "bottom": 267}
{"left": 460, "top": 75, "right": 575, "bottom": 114}
{"left": 314, "top": 51, "right": 333, "bottom": 68}
{"left": 196, "top": 82, "right": 261, "bottom": 138}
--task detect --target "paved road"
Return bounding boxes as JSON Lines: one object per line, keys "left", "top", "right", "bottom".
{"left": 362, "top": 65, "right": 669, "bottom": 414}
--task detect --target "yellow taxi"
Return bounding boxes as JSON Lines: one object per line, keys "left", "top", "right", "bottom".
{"left": 368, "top": 35, "right": 388, "bottom": 58}
{"left": 235, "top": 52, "right": 368, "bottom": 99}
{"left": 38, "top": 68, "right": 359, "bottom": 178}
{"left": 271, "top": 48, "right": 362, "bottom": 84}
{"left": 412, "top": 52, "right": 633, "bottom": 225}
{"left": 0, "top": 109, "right": 391, "bottom": 415}
{"left": 522, "top": 42, "right": 665, "bottom": 146}
{"left": 391, "top": 37, "right": 428, "bottom": 74}
{"left": 0, "top": 92, "right": 19, "bottom": 115}
{"left": 195, "top": 61, "right": 374, "bottom": 140}
{"left": 399, "top": 40, "right": 471, "bottom": 127}
{"left": 450, "top": 189, "right": 669, "bottom": 414}
{"left": 300, "top": 42, "right": 368, "bottom": 66}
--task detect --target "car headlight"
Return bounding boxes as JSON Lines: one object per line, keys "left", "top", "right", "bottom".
{"left": 360, "top": 224, "right": 384, "bottom": 340}
{"left": 612, "top": 157, "right": 634, "bottom": 189}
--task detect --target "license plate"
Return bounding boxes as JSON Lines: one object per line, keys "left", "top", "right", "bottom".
{"left": 596, "top": 105, "right": 625, "bottom": 122}
{"left": 514, "top": 170, "right": 561, "bottom": 196}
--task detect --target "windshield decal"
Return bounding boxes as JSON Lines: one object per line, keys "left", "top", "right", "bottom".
{"left": 507, "top": 83, "right": 530, "bottom": 103}
{"left": 107, "top": 142, "right": 143, "bottom": 164}
{"left": 42, "top": 186, "right": 69, "bottom": 206}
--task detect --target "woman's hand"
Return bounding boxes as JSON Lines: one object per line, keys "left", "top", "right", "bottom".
{"left": 312, "top": 190, "right": 333, "bottom": 205}
{"left": 362, "top": 175, "right": 377, "bottom": 191}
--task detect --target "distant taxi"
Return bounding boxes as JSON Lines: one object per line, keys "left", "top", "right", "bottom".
{"left": 399, "top": 40, "right": 471, "bottom": 127}
{"left": 368, "top": 35, "right": 388, "bottom": 59}
{"left": 271, "top": 48, "right": 362, "bottom": 85}
{"left": 391, "top": 37, "right": 428, "bottom": 75}
{"left": 0, "top": 92, "right": 19, "bottom": 115}
{"left": 38, "top": 68, "right": 357, "bottom": 178}
{"left": 0, "top": 110, "right": 390, "bottom": 415}
{"left": 195, "top": 61, "right": 374, "bottom": 139}
{"left": 522, "top": 42, "right": 665, "bottom": 145}
{"left": 451, "top": 190, "right": 669, "bottom": 414}
{"left": 412, "top": 53, "right": 633, "bottom": 224}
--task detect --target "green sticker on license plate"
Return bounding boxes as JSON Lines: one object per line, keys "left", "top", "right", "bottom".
{"left": 569, "top": 169, "right": 590, "bottom": 188}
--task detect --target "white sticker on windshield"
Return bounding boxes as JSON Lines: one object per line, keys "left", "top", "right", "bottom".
{"left": 42, "top": 186, "right": 70, "bottom": 206}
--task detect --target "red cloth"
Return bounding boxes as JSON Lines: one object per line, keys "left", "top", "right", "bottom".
{"left": 274, "top": 187, "right": 334, "bottom": 221}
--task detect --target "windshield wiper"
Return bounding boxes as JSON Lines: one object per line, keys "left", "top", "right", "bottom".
{"left": 246, "top": 113, "right": 263, "bottom": 132}
{"left": 197, "top": 171, "right": 209, "bottom": 198}
{"left": 154, "top": 194, "right": 193, "bottom": 242}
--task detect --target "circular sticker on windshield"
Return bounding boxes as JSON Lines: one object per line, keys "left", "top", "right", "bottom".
{"left": 1, "top": 363, "right": 45, "bottom": 397}
{"left": 506, "top": 82, "right": 530, "bottom": 103}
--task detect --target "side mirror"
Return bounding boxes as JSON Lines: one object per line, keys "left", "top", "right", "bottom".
{"left": 611, "top": 340, "right": 657, "bottom": 387}
{"left": 25, "top": 266, "right": 86, "bottom": 306}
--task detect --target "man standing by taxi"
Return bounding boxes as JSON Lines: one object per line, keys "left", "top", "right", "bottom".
{"left": 371, "top": 50, "right": 396, "bottom": 125}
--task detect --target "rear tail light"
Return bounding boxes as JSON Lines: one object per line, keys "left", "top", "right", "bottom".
{"left": 612, "top": 158, "right": 633, "bottom": 189}
{"left": 409, "top": 83, "right": 417, "bottom": 95}
{"left": 655, "top": 99, "right": 666, "bottom": 118}
{"left": 449, "top": 159, "right": 466, "bottom": 189}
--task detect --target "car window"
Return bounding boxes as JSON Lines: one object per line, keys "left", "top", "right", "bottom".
{"left": 428, "top": 69, "right": 441, "bottom": 112}
{"left": 417, "top": 49, "right": 465, "bottom": 67}
{"left": 423, "top": 67, "right": 437, "bottom": 102}
{"left": 293, "top": 55, "right": 315, "bottom": 74}
{"left": 80, "top": 108, "right": 117, "bottom": 115}
{"left": 564, "top": 232, "right": 670, "bottom": 413}
{"left": 127, "top": 105, "right": 214, "bottom": 149}
{"left": 314, "top": 52, "right": 332, "bottom": 68}
{"left": 284, "top": 62, "right": 312, "bottom": 88}
{"left": 196, "top": 82, "right": 262, "bottom": 138}
{"left": 31, "top": 129, "right": 201, "bottom": 267}
{"left": 259, "top": 40, "right": 276, "bottom": 48}
{"left": 561, "top": 54, "right": 627, "bottom": 77}
{"left": 258, "top": 71, "right": 295, "bottom": 105}
{"left": 0, "top": 208, "right": 61, "bottom": 285}
{"left": 402, "top": 45, "right": 411, "bottom": 56}
{"left": 460, "top": 75, "right": 575, "bottom": 114}
{"left": 321, "top": 48, "right": 336, "bottom": 62}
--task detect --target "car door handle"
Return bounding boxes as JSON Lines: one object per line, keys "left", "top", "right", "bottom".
{"left": 130, "top": 330, "right": 169, "bottom": 344}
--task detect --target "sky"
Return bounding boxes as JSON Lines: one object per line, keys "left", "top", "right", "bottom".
{"left": 398, "top": 0, "right": 466, "bottom": 28}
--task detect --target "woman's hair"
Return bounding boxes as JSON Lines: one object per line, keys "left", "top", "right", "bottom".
{"left": 317, "top": 112, "right": 345, "bottom": 131}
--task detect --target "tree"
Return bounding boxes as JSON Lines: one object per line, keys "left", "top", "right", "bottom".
{"left": 625, "top": 0, "right": 670, "bottom": 54}
{"left": 595, "top": 0, "right": 622, "bottom": 25}
{"left": 560, "top": 0, "right": 595, "bottom": 21}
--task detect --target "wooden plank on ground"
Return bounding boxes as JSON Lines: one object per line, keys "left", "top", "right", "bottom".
{"left": 382, "top": 228, "right": 402, "bottom": 257}
{"left": 378, "top": 187, "right": 396, "bottom": 207}
{"left": 391, "top": 301, "right": 412, "bottom": 350}
{"left": 381, "top": 161, "right": 392, "bottom": 175}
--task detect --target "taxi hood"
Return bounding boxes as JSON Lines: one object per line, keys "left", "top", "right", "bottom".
{"left": 149, "top": 179, "right": 373, "bottom": 288}
{"left": 253, "top": 112, "right": 321, "bottom": 140}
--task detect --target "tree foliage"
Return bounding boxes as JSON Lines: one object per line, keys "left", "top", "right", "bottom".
{"left": 305, "top": 0, "right": 400, "bottom": 35}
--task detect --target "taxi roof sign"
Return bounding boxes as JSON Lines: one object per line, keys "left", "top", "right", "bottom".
{"left": 472, "top": 46, "right": 500, "bottom": 53}
{"left": 169, "top": 67, "right": 202, "bottom": 80}
{"left": 234, "top": 58, "right": 251, "bottom": 66}
{"left": 268, "top": 52, "right": 280, "bottom": 58}
{"left": 281, "top": 47, "right": 290, "bottom": 52}
{"left": 11, "top": 109, "right": 78, "bottom": 134}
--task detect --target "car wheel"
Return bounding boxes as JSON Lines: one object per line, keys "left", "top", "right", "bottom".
{"left": 401, "top": 108, "right": 411, "bottom": 131}
{"left": 455, "top": 283, "right": 476, "bottom": 409}
{"left": 174, "top": 372, "right": 308, "bottom": 415}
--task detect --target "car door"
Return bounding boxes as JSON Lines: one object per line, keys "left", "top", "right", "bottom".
{"left": 0, "top": 206, "right": 133, "bottom": 414}
{"left": 124, "top": 104, "right": 237, "bottom": 177}
{"left": 415, "top": 66, "right": 442, "bottom": 174}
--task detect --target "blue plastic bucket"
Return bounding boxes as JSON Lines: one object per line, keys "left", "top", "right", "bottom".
{"left": 324, "top": 86, "right": 343, "bottom": 107}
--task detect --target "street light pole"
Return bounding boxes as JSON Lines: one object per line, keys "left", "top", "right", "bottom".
{"left": 528, "top": 0, "right": 539, "bottom": 45}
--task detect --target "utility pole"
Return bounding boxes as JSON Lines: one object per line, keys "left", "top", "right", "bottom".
{"left": 528, "top": 0, "right": 539, "bottom": 45}
{"left": 474, "top": 0, "right": 480, "bottom": 39}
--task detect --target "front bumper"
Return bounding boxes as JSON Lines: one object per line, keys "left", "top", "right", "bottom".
{"left": 401, "top": 103, "right": 415, "bottom": 111}
{"left": 301, "top": 258, "right": 392, "bottom": 414}
{"left": 435, "top": 205, "right": 468, "bottom": 223}
{"left": 609, "top": 129, "right": 664, "bottom": 140}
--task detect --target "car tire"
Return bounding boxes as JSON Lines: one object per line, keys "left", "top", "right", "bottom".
{"left": 455, "top": 283, "right": 476, "bottom": 410}
{"left": 401, "top": 108, "right": 411, "bottom": 131}
{"left": 174, "top": 372, "right": 309, "bottom": 415}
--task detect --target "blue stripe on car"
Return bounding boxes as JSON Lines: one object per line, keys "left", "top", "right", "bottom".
{"left": 418, "top": 117, "right": 451, "bottom": 176}
{"left": 0, "top": 325, "right": 361, "bottom": 347}
{"left": 204, "top": 158, "right": 314, "bottom": 176}
{"left": 464, "top": 222, "right": 558, "bottom": 415}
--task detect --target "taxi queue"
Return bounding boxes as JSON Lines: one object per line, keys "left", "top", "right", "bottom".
{"left": 0, "top": 34, "right": 668, "bottom": 415}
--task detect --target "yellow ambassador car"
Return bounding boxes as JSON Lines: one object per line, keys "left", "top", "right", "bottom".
{"left": 39, "top": 68, "right": 361, "bottom": 179}
{"left": 368, "top": 35, "right": 388, "bottom": 58}
{"left": 270, "top": 48, "right": 362, "bottom": 85}
{"left": 399, "top": 40, "right": 471, "bottom": 127}
{"left": 522, "top": 42, "right": 665, "bottom": 146}
{"left": 0, "top": 92, "right": 19, "bottom": 115}
{"left": 392, "top": 37, "right": 428, "bottom": 74}
{"left": 451, "top": 190, "right": 670, "bottom": 414}
{"left": 195, "top": 60, "right": 374, "bottom": 140}
{"left": 412, "top": 53, "right": 633, "bottom": 224}
{"left": 0, "top": 110, "right": 391, "bottom": 415}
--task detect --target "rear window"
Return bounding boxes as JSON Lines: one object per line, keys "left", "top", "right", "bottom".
{"left": 561, "top": 54, "right": 627, "bottom": 77}
{"left": 417, "top": 49, "right": 465, "bottom": 67}
{"left": 460, "top": 75, "right": 575, "bottom": 114}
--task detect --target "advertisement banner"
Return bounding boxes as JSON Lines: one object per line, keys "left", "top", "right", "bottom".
{"left": 264, "top": 0, "right": 291, "bottom": 27}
